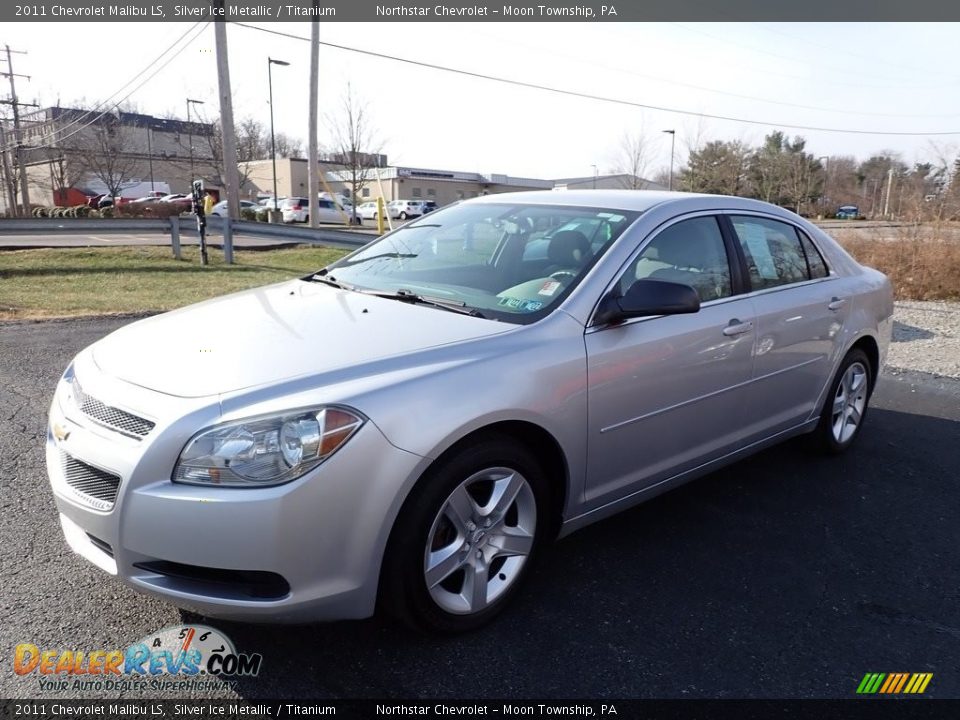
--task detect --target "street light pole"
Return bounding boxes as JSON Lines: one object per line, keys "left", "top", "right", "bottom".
{"left": 662, "top": 129, "right": 676, "bottom": 191}
{"left": 591, "top": 164, "right": 597, "bottom": 189}
{"left": 186, "top": 98, "right": 204, "bottom": 183}
{"left": 147, "top": 125, "right": 155, "bottom": 192}
{"left": 268, "top": 57, "right": 290, "bottom": 213}
{"left": 817, "top": 155, "right": 829, "bottom": 216}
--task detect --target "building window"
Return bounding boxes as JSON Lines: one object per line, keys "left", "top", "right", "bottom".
{"left": 362, "top": 188, "right": 370, "bottom": 197}
{"left": 412, "top": 187, "right": 422, "bottom": 198}
{"left": 427, "top": 188, "right": 436, "bottom": 197}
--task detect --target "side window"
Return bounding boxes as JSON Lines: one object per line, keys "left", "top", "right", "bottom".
{"left": 620, "top": 216, "right": 732, "bottom": 303}
{"left": 797, "top": 229, "right": 829, "bottom": 279}
{"left": 730, "top": 216, "right": 810, "bottom": 290}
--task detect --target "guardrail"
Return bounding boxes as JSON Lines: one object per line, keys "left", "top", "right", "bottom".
{"left": 0, "top": 216, "right": 372, "bottom": 257}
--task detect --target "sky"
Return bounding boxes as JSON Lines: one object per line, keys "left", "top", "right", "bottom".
{"left": 6, "top": 21, "right": 960, "bottom": 181}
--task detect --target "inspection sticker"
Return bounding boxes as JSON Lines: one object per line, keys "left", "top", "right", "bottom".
{"left": 539, "top": 280, "right": 561, "bottom": 296}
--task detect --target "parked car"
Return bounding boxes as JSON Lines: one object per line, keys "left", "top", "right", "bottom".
{"left": 157, "top": 194, "right": 193, "bottom": 213}
{"left": 209, "top": 200, "right": 260, "bottom": 217}
{"left": 836, "top": 205, "right": 860, "bottom": 220}
{"left": 387, "top": 199, "right": 425, "bottom": 220}
{"left": 96, "top": 196, "right": 114, "bottom": 209}
{"left": 86, "top": 194, "right": 108, "bottom": 209}
{"left": 44, "top": 191, "right": 892, "bottom": 633}
{"left": 281, "top": 197, "right": 351, "bottom": 224}
{"left": 357, "top": 201, "right": 380, "bottom": 220}
{"left": 422, "top": 201, "right": 439, "bottom": 214}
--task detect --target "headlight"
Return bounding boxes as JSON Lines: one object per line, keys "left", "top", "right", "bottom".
{"left": 173, "top": 407, "right": 364, "bottom": 487}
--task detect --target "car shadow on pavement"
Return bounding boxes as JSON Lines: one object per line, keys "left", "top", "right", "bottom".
{"left": 184, "top": 405, "right": 959, "bottom": 699}
{"left": 892, "top": 320, "right": 935, "bottom": 342}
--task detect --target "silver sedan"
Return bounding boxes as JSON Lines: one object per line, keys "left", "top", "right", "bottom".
{"left": 45, "top": 191, "right": 892, "bottom": 633}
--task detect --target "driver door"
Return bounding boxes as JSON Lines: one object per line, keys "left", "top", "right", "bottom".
{"left": 583, "top": 215, "right": 756, "bottom": 509}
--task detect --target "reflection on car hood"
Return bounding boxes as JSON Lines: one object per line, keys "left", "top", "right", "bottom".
{"left": 91, "top": 280, "right": 509, "bottom": 398}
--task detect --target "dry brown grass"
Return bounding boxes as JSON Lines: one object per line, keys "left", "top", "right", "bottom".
{"left": 838, "top": 236, "right": 960, "bottom": 300}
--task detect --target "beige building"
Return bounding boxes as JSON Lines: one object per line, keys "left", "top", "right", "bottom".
{"left": 239, "top": 157, "right": 664, "bottom": 206}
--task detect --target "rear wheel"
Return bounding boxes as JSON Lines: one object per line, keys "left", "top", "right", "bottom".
{"left": 381, "top": 437, "right": 549, "bottom": 633}
{"left": 811, "top": 348, "right": 872, "bottom": 454}
{"left": 400, "top": 211, "right": 409, "bottom": 220}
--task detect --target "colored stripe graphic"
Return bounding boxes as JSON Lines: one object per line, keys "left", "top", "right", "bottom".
{"left": 856, "top": 672, "right": 933, "bottom": 694}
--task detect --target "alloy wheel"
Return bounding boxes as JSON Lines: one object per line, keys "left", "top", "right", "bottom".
{"left": 831, "top": 361, "right": 868, "bottom": 444}
{"left": 423, "top": 467, "right": 536, "bottom": 615}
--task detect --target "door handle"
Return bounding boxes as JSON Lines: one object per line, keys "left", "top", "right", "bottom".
{"left": 828, "top": 297, "right": 847, "bottom": 311}
{"left": 722, "top": 319, "right": 754, "bottom": 336}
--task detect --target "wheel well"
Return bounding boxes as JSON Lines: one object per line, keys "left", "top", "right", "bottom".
{"left": 430, "top": 421, "right": 569, "bottom": 536}
{"left": 851, "top": 335, "right": 880, "bottom": 391}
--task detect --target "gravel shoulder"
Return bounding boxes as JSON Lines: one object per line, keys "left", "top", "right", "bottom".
{"left": 888, "top": 300, "right": 960, "bottom": 379}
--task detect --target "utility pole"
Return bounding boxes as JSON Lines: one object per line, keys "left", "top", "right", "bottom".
{"left": 882, "top": 166, "right": 895, "bottom": 219}
{"left": 0, "top": 124, "right": 16, "bottom": 215}
{"left": 2, "top": 45, "right": 34, "bottom": 216}
{"left": 214, "top": 13, "right": 241, "bottom": 266}
{"left": 307, "top": 20, "right": 320, "bottom": 229}
{"left": 662, "top": 129, "right": 676, "bottom": 191}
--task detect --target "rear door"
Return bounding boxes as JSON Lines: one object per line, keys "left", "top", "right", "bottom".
{"left": 584, "top": 214, "right": 756, "bottom": 509}
{"left": 724, "top": 214, "right": 848, "bottom": 437}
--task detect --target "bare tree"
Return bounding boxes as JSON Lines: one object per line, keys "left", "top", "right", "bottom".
{"left": 71, "top": 116, "right": 141, "bottom": 199}
{"left": 325, "top": 83, "right": 382, "bottom": 220}
{"left": 611, "top": 130, "right": 651, "bottom": 189}
{"left": 46, "top": 145, "right": 89, "bottom": 205}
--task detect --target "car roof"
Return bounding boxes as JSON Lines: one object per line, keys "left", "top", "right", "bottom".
{"left": 465, "top": 189, "right": 800, "bottom": 218}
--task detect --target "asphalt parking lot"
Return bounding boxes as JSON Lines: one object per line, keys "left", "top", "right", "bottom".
{"left": 1, "top": 317, "right": 958, "bottom": 700}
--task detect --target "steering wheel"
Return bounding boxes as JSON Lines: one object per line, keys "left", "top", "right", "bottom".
{"left": 549, "top": 270, "right": 577, "bottom": 282}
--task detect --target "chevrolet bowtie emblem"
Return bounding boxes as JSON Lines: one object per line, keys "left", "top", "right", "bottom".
{"left": 52, "top": 423, "right": 70, "bottom": 442}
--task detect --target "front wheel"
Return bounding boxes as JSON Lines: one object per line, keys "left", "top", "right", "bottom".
{"left": 810, "top": 348, "right": 873, "bottom": 454}
{"left": 380, "top": 436, "right": 550, "bottom": 633}
{"left": 399, "top": 211, "right": 409, "bottom": 220}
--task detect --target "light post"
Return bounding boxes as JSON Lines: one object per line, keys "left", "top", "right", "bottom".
{"left": 817, "top": 155, "right": 829, "bottom": 216}
{"left": 591, "top": 164, "right": 597, "bottom": 189}
{"left": 267, "top": 57, "right": 290, "bottom": 213}
{"left": 186, "top": 98, "right": 204, "bottom": 182}
{"left": 147, "top": 124, "right": 155, "bottom": 192}
{"left": 662, "top": 129, "right": 676, "bottom": 191}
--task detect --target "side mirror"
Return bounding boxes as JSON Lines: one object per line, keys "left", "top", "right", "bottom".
{"left": 595, "top": 279, "right": 700, "bottom": 325}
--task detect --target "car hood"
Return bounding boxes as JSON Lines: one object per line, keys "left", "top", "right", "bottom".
{"left": 91, "top": 280, "right": 510, "bottom": 398}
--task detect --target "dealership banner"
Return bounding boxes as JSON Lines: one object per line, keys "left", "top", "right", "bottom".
{"left": 4, "top": 0, "right": 960, "bottom": 22}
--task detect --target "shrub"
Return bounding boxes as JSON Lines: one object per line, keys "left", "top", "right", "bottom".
{"left": 840, "top": 233, "right": 960, "bottom": 301}
{"left": 99, "top": 206, "right": 114, "bottom": 218}
{"left": 73, "top": 205, "right": 91, "bottom": 218}
{"left": 240, "top": 208, "right": 259, "bottom": 221}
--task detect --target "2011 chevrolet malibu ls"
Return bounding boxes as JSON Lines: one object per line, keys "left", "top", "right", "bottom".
{"left": 46, "top": 191, "right": 893, "bottom": 632}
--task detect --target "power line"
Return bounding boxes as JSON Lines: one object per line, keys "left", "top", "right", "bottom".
{"left": 472, "top": 27, "right": 960, "bottom": 119}
{"left": 3, "top": 23, "right": 207, "bottom": 154}
{"left": 233, "top": 23, "right": 960, "bottom": 137}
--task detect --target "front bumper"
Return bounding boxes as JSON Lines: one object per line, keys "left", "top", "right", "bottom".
{"left": 46, "top": 363, "right": 425, "bottom": 623}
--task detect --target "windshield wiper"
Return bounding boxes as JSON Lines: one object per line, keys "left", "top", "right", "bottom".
{"left": 366, "top": 288, "right": 487, "bottom": 318}
{"left": 305, "top": 271, "right": 352, "bottom": 290}
{"left": 339, "top": 251, "right": 418, "bottom": 267}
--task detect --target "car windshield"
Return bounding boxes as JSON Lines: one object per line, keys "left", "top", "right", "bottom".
{"left": 320, "top": 202, "right": 639, "bottom": 324}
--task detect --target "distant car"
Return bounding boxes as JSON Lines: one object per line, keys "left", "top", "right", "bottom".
{"left": 280, "top": 197, "right": 344, "bottom": 224}
{"left": 388, "top": 199, "right": 425, "bottom": 220}
{"left": 210, "top": 200, "right": 260, "bottom": 217}
{"left": 87, "top": 194, "right": 108, "bottom": 209}
{"left": 97, "top": 196, "right": 114, "bottom": 209}
{"left": 836, "top": 205, "right": 859, "bottom": 220}
{"left": 422, "top": 201, "right": 439, "bottom": 214}
{"left": 158, "top": 194, "right": 193, "bottom": 213}
{"left": 129, "top": 196, "right": 161, "bottom": 205}
{"left": 357, "top": 201, "right": 380, "bottom": 220}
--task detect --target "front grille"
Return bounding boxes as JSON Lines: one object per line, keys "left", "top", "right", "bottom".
{"left": 61, "top": 452, "right": 121, "bottom": 508}
{"left": 73, "top": 380, "right": 155, "bottom": 438}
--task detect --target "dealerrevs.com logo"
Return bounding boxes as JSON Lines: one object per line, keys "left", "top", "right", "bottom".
{"left": 14, "top": 625, "right": 262, "bottom": 692}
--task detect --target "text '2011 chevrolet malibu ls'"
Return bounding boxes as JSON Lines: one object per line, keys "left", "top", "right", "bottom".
{"left": 46, "top": 190, "right": 893, "bottom": 633}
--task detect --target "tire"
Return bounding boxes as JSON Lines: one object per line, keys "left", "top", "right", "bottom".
{"left": 810, "top": 348, "right": 873, "bottom": 455}
{"left": 400, "top": 212, "right": 408, "bottom": 220}
{"left": 380, "top": 435, "right": 550, "bottom": 634}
